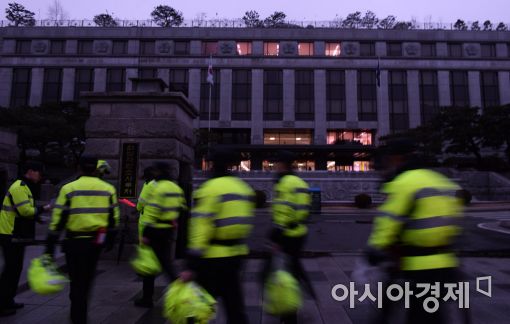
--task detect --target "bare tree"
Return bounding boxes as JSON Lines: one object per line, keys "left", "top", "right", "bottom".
{"left": 47, "top": 0, "right": 68, "bottom": 21}
{"left": 361, "top": 11, "right": 378, "bottom": 29}
{"left": 378, "top": 15, "right": 396, "bottom": 29}
{"left": 342, "top": 11, "right": 362, "bottom": 28}
{"left": 263, "top": 11, "right": 286, "bottom": 27}
{"left": 194, "top": 12, "right": 207, "bottom": 26}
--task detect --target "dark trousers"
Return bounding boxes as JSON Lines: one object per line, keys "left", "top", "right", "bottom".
{"left": 261, "top": 234, "right": 312, "bottom": 324}
{"left": 0, "top": 238, "right": 25, "bottom": 309}
{"left": 142, "top": 226, "right": 176, "bottom": 282}
{"left": 194, "top": 256, "right": 248, "bottom": 324}
{"left": 64, "top": 239, "right": 102, "bottom": 324}
{"left": 375, "top": 268, "right": 469, "bottom": 324}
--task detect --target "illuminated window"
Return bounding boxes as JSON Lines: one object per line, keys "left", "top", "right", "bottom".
{"left": 264, "top": 129, "right": 313, "bottom": 145}
{"left": 264, "top": 42, "right": 279, "bottom": 56}
{"left": 298, "top": 42, "right": 314, "bottom": 56}
{"left": 325, "top": 43, "right": 341, "bottom": 56}
{"left": 236, "top": 42, "right": 252, "bottom": 55}
{"left": 327, "top": 130, "right": 373, "bottom": 146}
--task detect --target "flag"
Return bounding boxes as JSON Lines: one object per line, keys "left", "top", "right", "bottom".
{"left": 376, "top": 57, "right": 381, "bottom": 88}
{"left": 207, "top": 55, "right": 214, "bottom": 85}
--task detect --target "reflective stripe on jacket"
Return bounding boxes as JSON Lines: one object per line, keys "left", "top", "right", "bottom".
{"left": 142, "top": 180, "right": 186, "bottom": 229}
{"left": 188, "top": 176, "right": 255, "bottom": 259}
{"left": 49, "top": 176, "right": 120, "bottom": 234}
{"left": 368, "top": 169, "right": 463, "bottom": 271}
{"left": 0, "top": 180, "right": 36, "bottom": 235}
{"left": 272, "top": 175, "right": 311, "bottom": 238}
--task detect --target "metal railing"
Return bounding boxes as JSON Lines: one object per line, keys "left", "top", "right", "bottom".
{"left": 1, "top": 19, "right": 509, "bottom": 31}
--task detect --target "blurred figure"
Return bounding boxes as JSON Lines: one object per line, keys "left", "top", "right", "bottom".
{"left": 366, "top": 138, "right": 465, "bottom": 324}
{"left": 138, "top": 162, "right": 186, "bottom": 293}
{"left": 262, "top": 150, "right": 314, "bottom": 324}
{"left": 45, "top": 155, "right": 120, "bottom": 324}
{"left": 0, "top": 161, "right": 48, "bottom": 316}
{"left": 180, "top": 149, "right": 255, "bottom": 324}
{"left": 133, "top": 166, "right": 157, "bottom": 307}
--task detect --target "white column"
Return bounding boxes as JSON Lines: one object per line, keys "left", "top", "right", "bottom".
{"left": 220, "top": 69, "right": 232, "bottom": 121}
{"left": 407, "top": 70, "right": 421, "bottom": 128}
{"left": 283, "top": 69, "right": 295, "bottom": 121}
{"left": 29, "top": 68, "right": 44, "bottom": 106}
{"left": 468, "top": 71, "right": 482, "bottom": 108}
{"left": 126, "top": 68, "right": 138, "bottom": 92}
{"left": 188, "top": 69, "right": 201, "bottom": 110}
{"left": 251, "top": 69, "right": 264, "bottom": 144}
{"left": 61, "top": 68, "right": 75, "bottom": 101}
{"left": 0, "top": 68, "right": 13, "bottom": 107}
{"left": 314, "top": 69, "right": 326, "bottom": 144}
{"left": 93, "top": 68, "right": 107, "bottom": 92}
{"left": 377, "top": 71, "right": 390, "bottom": 137}
{"left": 499, "top": 71, "right": 510, "bottom": 105}
{"left": 438, "top": 71, "right": 451, "bottom": 107}
{"left": 345, "top": 70, "right": 358, "bottom": 122}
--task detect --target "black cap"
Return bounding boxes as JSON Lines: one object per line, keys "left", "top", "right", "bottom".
{"left": 23, "top": 160, "right": 44, "bottom": 173}
{"left": 79, "top": 155, "right": 98, "bottom": 173}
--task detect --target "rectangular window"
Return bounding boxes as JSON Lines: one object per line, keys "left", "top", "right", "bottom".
{"left": 449, "top": 43, "right": 463, "bottom": 57}
{"left": 419, "top": 71, "right": 440, "bottom": 125}
{"left": 16, "top": 40, "right": 31, "bottom": 54}
{"left": 480, "top": 71, "right": 500, "bottom": 107}
{"left": 387, "top": 43, "right": 402, "bottom": 57}
{"left": 140, "top": 40, "right": 155, "bottom": 55}
{"left": 206, "top": 128, "right": 251, "bottom": 145}
{"left": 138, "top": 68, "right": 157, "bottom": 79}
{"left": 236, "top": 42, "right": 252, "bottom": 55}
{"left": 298, "top": 42, "right": 314, "bottom": 56}
{"left": 325, "top": 43, "right": 341, "bottom": 56}
{"left": 359, "top": 42, "right": 375, "bottom": 57}
{"left": 174, "top": 41, "right": 190, "bottom": 55}
{"left": 327, "top": 130, "right": 373, "bottom": 145}
{"left": 326, "top": 70, "right": 346, "bottom": 121}
{"left": 112, "top": 40, "right": 128, "bottom": 55}
{"left": 169, "top": 69, "right": 189, "bottom": 96}
{"left": 78, "top": 40, "right": 94, "bottom": 54}
{"left": 264, "top": 129, "right": 313, "bottom": 145}
{"left": 50, "top": 40, "right": 65, "bottom": 54}
{"left": 264, "top": 42, "right": 279, "bottom": 56}
{"left": 481, "top": 44, "right": 496, "bottom": 58}
{"left": 263, "top": 70, "right": 283, "bottom": 120}
{"left": 201, "top": 42, "right": 218, "bottom": 55}
{"left": 10, "top": 68, "right": 31, "bottom": 107}
{"left": 421, "top": 43, "right": 436, "bottom": 57}
{"left": 232, "top": 70, "right": 252, "bottom": 120}
{"left": 295, "top": 70, "right": 314, "bottom": 121}
{"left": 200, "top": 69, "right": 220, "bottom": 120}
{"left": 389, "top": 71, "right": 409, "bottom": 132}
{"left": 106, "top": 68, "right": 125, "bottom": 92}
{"left": 450, "top": 71, "right": 469, "bottom": 107}
{"left": 42, "top": 68, "right": 63, "bottom": 104}
{"left": 74, "top": 68, "right": 94, "bottom": 101}
{"left": 357, "top": 71, "right": 377, "bottom": 121}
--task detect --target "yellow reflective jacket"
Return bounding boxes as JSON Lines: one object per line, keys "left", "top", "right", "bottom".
{"left": 272, "top": 174, "right": 311, "bottom": 238}
{"left": 188, "top": 176, "right": 255, "bottom": 259}
{"left": 142, "top": 180, "right": 186, "bottom": 229}
{"left": 368, "top": 169, "right": 463, "bottom": 271}
{"left": 136, "top": 180, "right": 156, "bottom": 237}
{"left": 49, "top": 176, "right": 120, "bottom": 234}
{"left": 0, "top": 179, "right": 37, "bottom": 236}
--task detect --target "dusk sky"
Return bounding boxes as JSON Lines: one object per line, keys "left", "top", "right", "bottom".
{"left": 5, "top": 0, "right": 510, "bottom": 23}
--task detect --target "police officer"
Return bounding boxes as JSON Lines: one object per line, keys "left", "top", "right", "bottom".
{"left": 262, "top": 151, "right": 314, "bottom": 324}
{"left": 133, "top": 165, "right": 170, "bottom": 307}
{"left": 366, "top": 138, "right": 465, "bottom": 324}
{"left": 95, "top": 160, "right": 112, "bottom": 180}
{"left": 0, "top": 161, "right": 48, "bottom": 316}
{"left": 138, "top": 162, "right": 186, "bottom": 297}
{"left": 180, "top": 149, "right": 255, "bottom": 324}
{"left": 45, "top": 155, "right": 119, "bottom": 324}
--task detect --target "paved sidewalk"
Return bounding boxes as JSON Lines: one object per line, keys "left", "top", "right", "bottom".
{"left": 3, "top": 254, "right": 510, "bottom": 324}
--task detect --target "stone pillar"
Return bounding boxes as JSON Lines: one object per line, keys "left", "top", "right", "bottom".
{"left": 346, "top": 70, "right": 358, "bottom": 122}
{"left": 438, "top": 71, "right": 451, "bottom": 107}
{"left": 377, "top": 71, "right": 390, "bottom": 137}
{"left": 190, "top": 41, "right": 201, "bottom": 55}
{"left": 314, "top": 41, "right": 325, "bottom": 56}
{"left": 375, "top": 42, "right": 387, "bottom": 57}
{"left": 251, "top": 69, "right": 264, "bottom": 144}
{"left": 220, "top": 69, "right": 232, "bottom": 121}
{"left": 2, "top": 39, "right": 16, "bottom": 54}
{"left": 283, "top": 69, "right": 295, "bottom": 122}
{"left": 128, "top": 40, "right": 139, "bottom": 55}
{"left": 496, "top": 43, "right": 508, "bottom": 58}
{"left": 314, "top": 70, "right": 327, "bottom": 144}
{"left": 94, "top": 68, "right": 107, "bottom": 92}
{"left": 0, "top": 68, "right": 13, "bottom": 107}
{"left": 29, "top": 68, "right": 44, "bottom": 107}
{"left": 499, "top": 71, "right": 510, "bottom": 105}
{"left": 468, "top": 71, "right": 482, "bottom": 108}
{"left": 157, "top": 68, "right": 170, "bottom": 88}
{"left": 66, "top": 40, "right": 77, "bottom": 55}
{"left": 437, "top": 43, "right": 448, "bottom": 57}
{"left": 125, "top": 68, "right": 138, "bottom": 92}
{"left": 188, "top": 69, "right": 201, "bottom": 109}
{"left": 61, "top": 68, "right": 75, "bottom": 101}
{"left": 252, "top": 41, "right": 264, "bottom": 56}
{"left": 407, "top": 70, "right": 421, "bottom": 128}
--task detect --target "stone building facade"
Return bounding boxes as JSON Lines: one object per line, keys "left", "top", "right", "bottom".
{"left": 0, "top": 27, "right": 509, "bottom": 171}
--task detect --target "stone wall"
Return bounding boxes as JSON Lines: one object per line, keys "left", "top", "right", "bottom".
{"left": 0, "top": 128, "right": 19, "bottom": 194}
{"left": 449, "top": 170, "right": 510, "bottom": 201}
